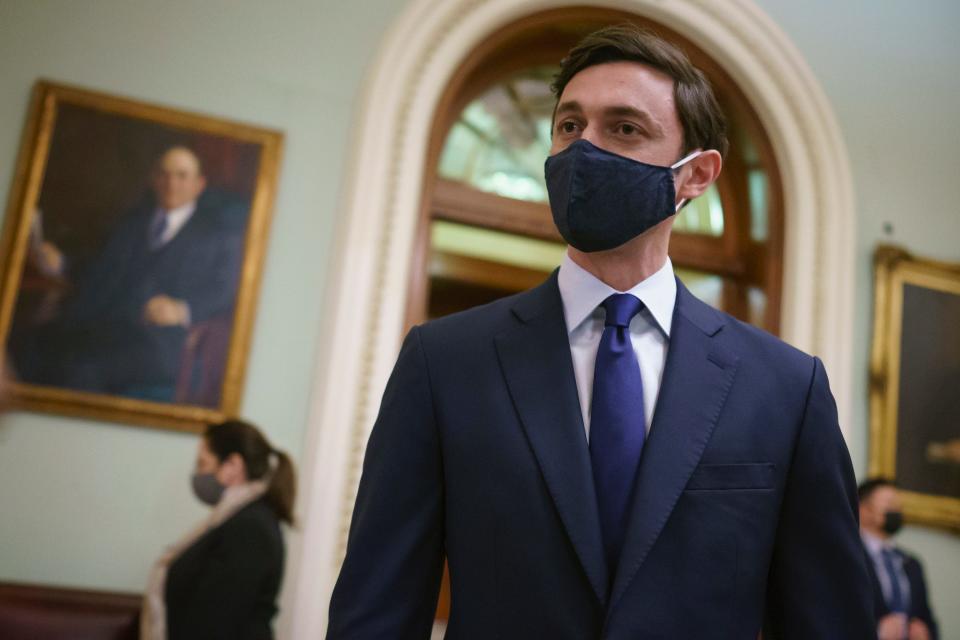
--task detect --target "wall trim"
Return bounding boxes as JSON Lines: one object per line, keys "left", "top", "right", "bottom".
{"left": 288, "top": 0, "right": 856, "bottom": 635}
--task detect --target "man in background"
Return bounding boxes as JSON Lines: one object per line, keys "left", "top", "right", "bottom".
{"left": 859, "top": 478, "right": 939, "bottom": 640}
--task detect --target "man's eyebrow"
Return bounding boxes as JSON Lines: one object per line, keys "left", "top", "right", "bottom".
{"left": 554, "top": 100, "right": 584, "bottom": 118}
{"left": 604, "top": 105, "right": 665, "bottom": 137}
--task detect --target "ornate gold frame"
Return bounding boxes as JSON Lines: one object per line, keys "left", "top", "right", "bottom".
{"left": 869, "top": 245, "right": 960, "bottom": 532}
{"left": 0, "top": 80, "right": 283, "bottom": 432}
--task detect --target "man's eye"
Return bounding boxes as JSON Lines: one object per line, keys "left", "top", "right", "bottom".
{"left": 558, "top": 121, "right": 579, "bottom": 134}
{"left": 617, "top": 123, "right": 641, "bottom": 136}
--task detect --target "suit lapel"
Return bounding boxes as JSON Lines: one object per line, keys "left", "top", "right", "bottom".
{"left": 154, "top": 201, "right": 208, "bottom": 257}
{"left": 494, "top": 273, "right": 610, "bottom": 606}
{"left": 609, "top": 280, "right": 739, "bottom": 610}
{"left": 862, "top": 548, "right": 888, "bottom": 615}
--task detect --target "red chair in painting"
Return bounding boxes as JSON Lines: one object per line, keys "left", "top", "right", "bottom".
{"left": 175, "top": 313, "right": 233, "bottom": 408}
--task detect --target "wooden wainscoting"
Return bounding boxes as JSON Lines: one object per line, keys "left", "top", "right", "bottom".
{"left": 0, "top": 582, "right": 141, "bottom": 640}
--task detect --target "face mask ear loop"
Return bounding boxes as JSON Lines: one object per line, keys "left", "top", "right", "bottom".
{"left": 671, "top": 150, "right": 702, "bottom": 211}
{"left": 670, "top": 149, "right": 702, "bottom": 170}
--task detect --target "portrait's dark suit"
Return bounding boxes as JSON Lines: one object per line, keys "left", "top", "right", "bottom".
{"left": 33, "top": 192, "right": 245, "bottom": 395}
{"left": 328, "top": 273, "right": 874, "bottom": 639}
{"left": 863, "top": 545, "right": 939, "bottom": 639}
{"left": 166, "top": 498, "right": 284, "bottom": 640}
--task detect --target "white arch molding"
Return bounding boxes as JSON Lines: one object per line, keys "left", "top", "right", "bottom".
{"left": 288, "top": 0, "right": 856, "bottom": 636}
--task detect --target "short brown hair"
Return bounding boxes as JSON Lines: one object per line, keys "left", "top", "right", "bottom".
{"left": 857, "top": 477, "right": 896, "bottom": 503}
{"left": 552, "top": 24, "right": 728, "bottom": 158}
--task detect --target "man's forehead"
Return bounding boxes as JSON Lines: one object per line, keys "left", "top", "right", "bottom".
{"left": 555, "top": 61, "right": 677, "bottom": 120}
{"left": 870, "top": 485, "right": 900, "bottom": 504}
{"left": 560, "top": 60, "right": 675, "bottom": 98}
{"left": 158, "top": 147, "right": 201, "bottom": 173}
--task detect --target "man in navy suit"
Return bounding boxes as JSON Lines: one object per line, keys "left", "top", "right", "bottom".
{"left": 26, "top": 146, "right": 244, "bottom": 398}
{"left": 328, "top": 25, "right": 874, "bottom": 639}
{"left": 859, "top": 478, "right": 938, "bottom": 640}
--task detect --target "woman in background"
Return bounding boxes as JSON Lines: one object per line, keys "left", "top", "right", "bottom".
{"left": 142, "top": 419, "right": 296, "bottom": 640}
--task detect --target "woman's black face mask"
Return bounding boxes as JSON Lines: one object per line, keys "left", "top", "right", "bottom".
{"left": 544, "top": 139, "right": 700, "bottom": 253}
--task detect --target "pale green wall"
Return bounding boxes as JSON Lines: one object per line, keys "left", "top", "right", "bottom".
{"left": 0, "top": 0, "right": 408, "bottom": 628}
{"left": 1, "top": 0, "right": 958, "bottom": 637}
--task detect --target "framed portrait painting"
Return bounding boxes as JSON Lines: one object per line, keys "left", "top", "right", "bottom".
{"left": 869, "top": 245, "right": 960, "bottom": 531}
{"left": 0, "top": 80, "right": 282, "bottom": 432}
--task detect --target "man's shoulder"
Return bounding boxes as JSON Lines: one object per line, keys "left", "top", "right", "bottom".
{"left": 113, "top": 192, "right": 247, "bottom": 240}
{"left": 418, "top": 288, "right": 532, "bottom": 343}
{"left": 677, "top": 285, "right": 817, "bottom": 388}
{"left": 727, "top": 310, "right": 810, "bottom": 363}
{"left": 418, "top": 272, "right": 558, "bottom": 341}
{"left": 895, "top": 546, "right": 925, "bottom": 569}
{"left": 111, "top": 202, "right": 154, "bottom": 232}
{"left": 415, "top": 274, "right": 817, "bottom": 371}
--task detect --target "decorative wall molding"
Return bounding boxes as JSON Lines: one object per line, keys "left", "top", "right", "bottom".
{"left": 288, "top": 0, "right": 856, "bottom": 636}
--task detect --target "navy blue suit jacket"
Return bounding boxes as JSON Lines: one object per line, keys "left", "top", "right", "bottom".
{"left": 328, "top": 273, "right": 874, "bottom": 639}
{"left": 863, "top": 545, "right": 938, "bottom": 639}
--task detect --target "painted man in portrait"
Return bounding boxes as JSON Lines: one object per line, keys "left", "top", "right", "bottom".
{"left": 13, "top": 146, "right": 245, "bottom": 403}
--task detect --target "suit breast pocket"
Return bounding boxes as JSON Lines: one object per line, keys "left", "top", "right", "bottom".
{"left": 685, "top": 462, "right": 775, "bottom": 491}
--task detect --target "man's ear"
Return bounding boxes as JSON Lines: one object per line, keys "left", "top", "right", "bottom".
{"left": 676, "top": 149, "right": 722, "bottom": 202}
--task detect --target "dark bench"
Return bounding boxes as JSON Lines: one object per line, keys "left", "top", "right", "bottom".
{"left": 0, "top": 582, "right": 140, "bottom": 640}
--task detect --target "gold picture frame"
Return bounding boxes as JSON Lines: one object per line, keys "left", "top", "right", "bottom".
{"left": 869, "top": 245, "right": 960, "bottom": 532}
{"left": 0, "top": 80, "right": 283, "bottom": 432}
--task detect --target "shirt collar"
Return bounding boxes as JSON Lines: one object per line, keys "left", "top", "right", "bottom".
{"left": 557, "top": 252, "right": 676, "bottom": 337}
{"left": 861, "top": 530, "right": 894, "bottom": 554}
{"left": 155, "top": 201, "right": 197, "bottom": 223}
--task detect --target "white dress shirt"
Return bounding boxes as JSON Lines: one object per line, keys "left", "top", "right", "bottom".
{"left": 150, "top": 201, "right": 197, "bottom": 248}
{"left": 861, "top": 530, "right": 912, "bottom": 611}
{"left": 557, "top": 253, "right": 677, "bottom": 440}
{"left": 147, "top": 201, "right": 197, "bottom": 325}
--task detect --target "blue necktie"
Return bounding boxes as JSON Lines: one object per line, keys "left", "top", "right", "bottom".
{"left": 149, "top": 213, "right": 168, "bottom": 250}
{"left": 881, "top": 548, "right": 907, "bottom": 613}
{"left": 590, "top": 293, "right": 646, "bottom": 575}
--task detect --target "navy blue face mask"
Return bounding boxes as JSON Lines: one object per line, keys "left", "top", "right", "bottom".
{"left": 544, "top": 139, "right": 700, "bottom": 252}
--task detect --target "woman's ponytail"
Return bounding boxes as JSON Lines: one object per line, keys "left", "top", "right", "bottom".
{"left": 265, "top": 448, "right": 296, "bottom": 525}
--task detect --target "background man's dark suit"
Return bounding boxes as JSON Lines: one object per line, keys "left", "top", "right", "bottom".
{"left": 864, "top": 546, "right": 939, "bottom": 639}
{"left": 328, "top": 273, "right": 874, "bottom": 639}
{"left": 30, "top": 192, "right": 245, "bottom": 395}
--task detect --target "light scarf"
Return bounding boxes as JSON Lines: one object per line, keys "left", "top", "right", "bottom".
{"left": 140, "top": 480, "right": 269, "bottom": 640}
